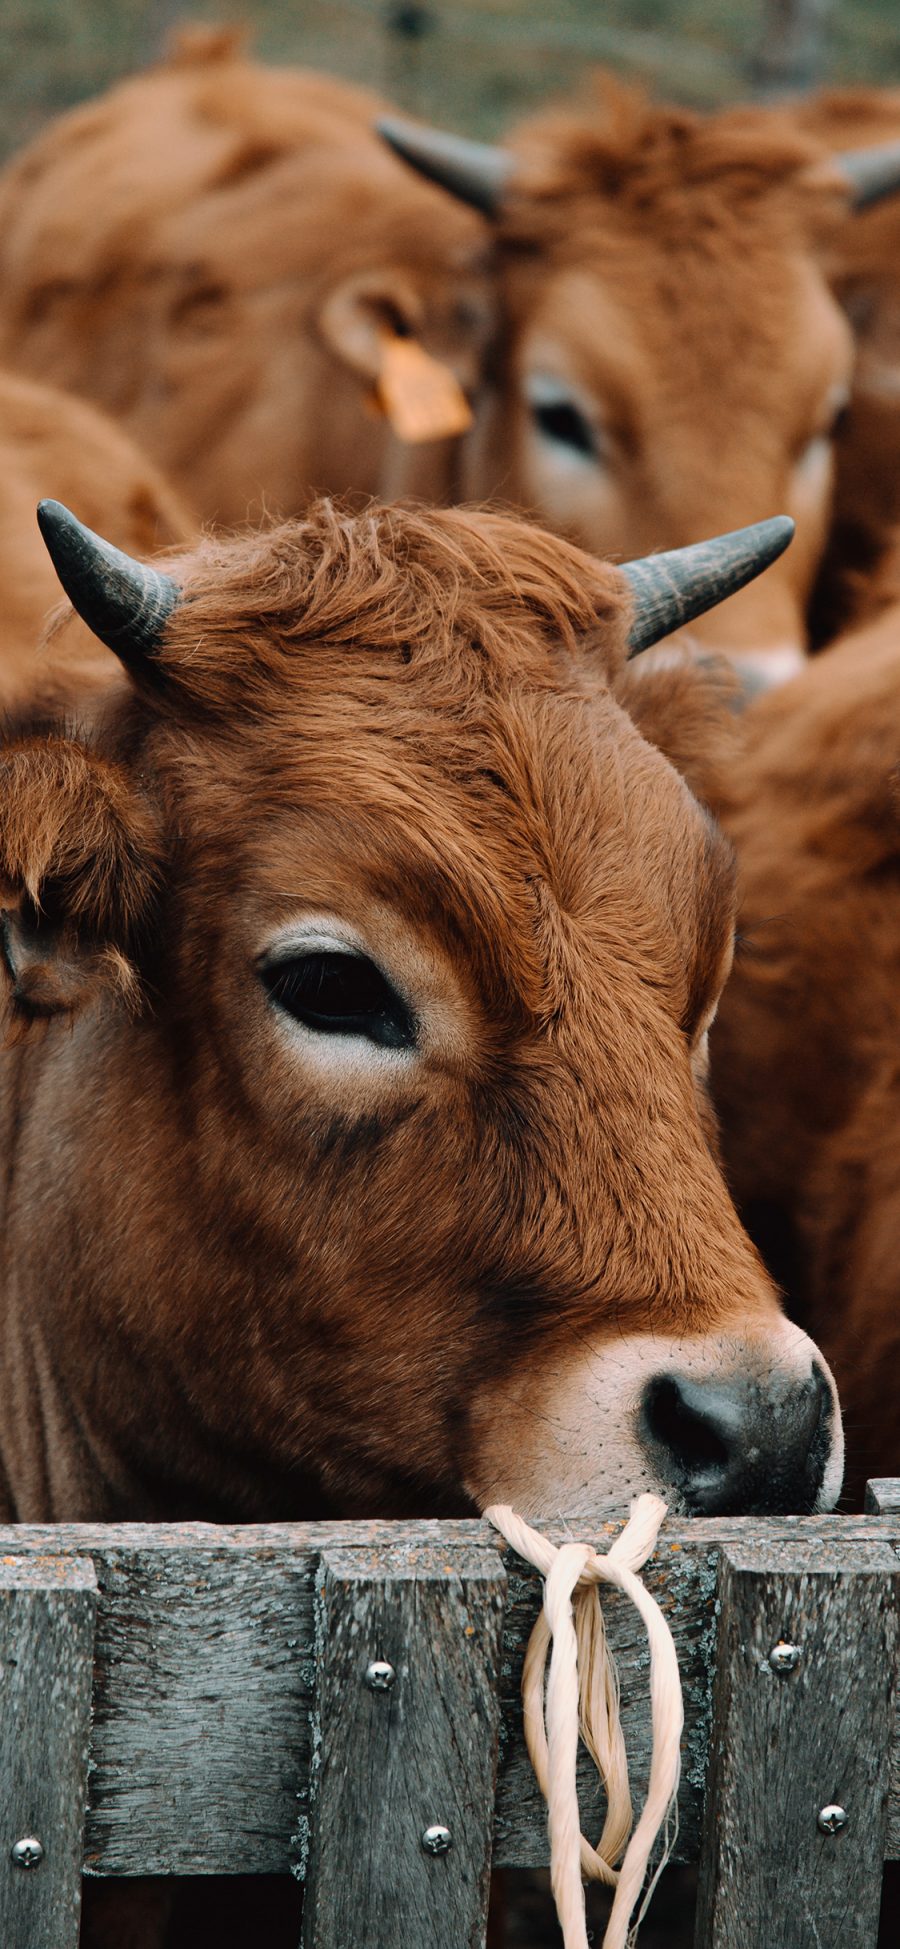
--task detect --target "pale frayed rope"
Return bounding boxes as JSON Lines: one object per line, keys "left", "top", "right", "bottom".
{"left": 486, "top": 1495, "right": 683, "bottom": 1949}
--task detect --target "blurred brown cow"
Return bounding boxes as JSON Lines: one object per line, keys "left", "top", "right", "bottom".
{"left": 790, "top": 88, "right": 900, "bottom": 636}
{"left": 0, "top": 367, "right": 193, "bottom": 711}
{"left": 0, "top": 29, "right": 491, "bottom": 526}
{"left": 383, "top": 79, "right": 900, "bottom": 678}
{"left": 711, "top": 583, "right": 900, "bottom": 1498}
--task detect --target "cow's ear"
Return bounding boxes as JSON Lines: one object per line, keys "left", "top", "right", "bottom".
{"left": 616, "top": 646, "right": 743, "bottom": 819}
{"left": 0, "top": 735, "right": 162, "bottom": 1030}
{"left": 318, "top": 270, "right": 425, "bottom": 384}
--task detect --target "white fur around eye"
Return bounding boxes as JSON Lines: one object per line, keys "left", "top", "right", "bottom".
{"left": 794, "top": 432, "right": 831, "bottom": 484}
{"left": 259, "top": 915, "right": 418, "bottom": 1072}
{"left": 523, "top": 372, "right": 603, "bottom": 468}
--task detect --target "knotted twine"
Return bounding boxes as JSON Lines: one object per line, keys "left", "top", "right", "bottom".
{"left": 485, "top": 1495, "right": 683, "bottom": 1949}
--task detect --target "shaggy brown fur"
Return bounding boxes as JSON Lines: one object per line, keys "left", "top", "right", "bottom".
{"left": 0, "top": 368, "right": 193, "bottom": 711}
{"left": 0, "top": 31, "right": 490, "bottom": 525}
{"left": 462, "top": 76, "right": 855, "bottom": 662}
{"left": 0, "top": 499, "right": 830, "bottom": 1537}
{"left": 712, "top": 598, "right": 900, "bottom": 1497}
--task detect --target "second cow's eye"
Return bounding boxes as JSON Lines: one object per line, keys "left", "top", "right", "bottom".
{"left": 261, "top": 950, "right": 417, "bottom": 1050}
{"left": 525, "top": 375, "right": 600, "bottom": 461}
{"left": 532, "top": 396, "right": 597, "bottom": 459}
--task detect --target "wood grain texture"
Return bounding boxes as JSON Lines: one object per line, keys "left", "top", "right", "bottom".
{"left": 0, "top": 1555, "right": 97, "bottom": 1949}
{"left": 694, "top": 1535, "right": 900, "bottom": 1949}
{"left": 0, "top": 1514, "right": 895, "bottom": 1876}
{"left": 865, "top": 1478, "right": 900, "bottom": 1514}
{"left": 300, "top": 1543, "right": 505, "bottom": 1949}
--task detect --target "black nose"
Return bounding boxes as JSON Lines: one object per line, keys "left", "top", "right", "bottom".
{"left": 640, "top": 1362, "right": 834, "bottom": 1515}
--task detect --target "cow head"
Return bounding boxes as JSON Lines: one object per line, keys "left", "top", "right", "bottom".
{"left": 0, "top": 498, "right": 842, "bottom": 1521}
{"left": 380, "top": 90, "right": 900, "bottom": 680}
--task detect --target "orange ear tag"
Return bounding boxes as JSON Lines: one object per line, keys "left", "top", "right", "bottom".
{"left": 376, "top": 332, "right": 473, "bottom": 443}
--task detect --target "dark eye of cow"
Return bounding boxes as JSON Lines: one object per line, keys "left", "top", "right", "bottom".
{"left": 261, "top": 951, "right": 416, "bottom": 1050}
{"left": 532, "top": 396, "right": 598, "bottom": 459}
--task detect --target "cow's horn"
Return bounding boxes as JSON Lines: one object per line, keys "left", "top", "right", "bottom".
{"left": 376, "top": 115, "right": 512, "bottom": 216}
{"left": 36, "top": 499, "right": 179, "bottom": 670}
{"left": 623, "top": 516, "right": 795, "bottom": 656}
{"left": 838, "top": 140, "right": 900, "bottom": 210}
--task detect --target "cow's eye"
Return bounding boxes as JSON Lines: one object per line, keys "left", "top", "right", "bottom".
{"left": 261, "top": 950, "right": 416, "bottom": 1050}
{"left": 525, "top": 375, "right": 600, "bottom": 461}
{"left": 534, "top": 399, "right": 596, "bottom": 456}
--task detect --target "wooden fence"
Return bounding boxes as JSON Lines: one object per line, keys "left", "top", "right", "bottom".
{"left": 0, "top": 1480, "right": 898, "bottom": 1947}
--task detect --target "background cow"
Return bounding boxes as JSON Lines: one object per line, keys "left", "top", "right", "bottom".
{"left": 711, "top": 589, "right": 900, "bottom": 1500}
{"left": 0, "top": 28, "right": 491, "bottom": 525}
{"left": 0, "top": 367, "right": 193, "bottom": 712}
{"left": 383, "top": 80, "right": 900, "bottom": 677}
{"left": 6, "top": 49, "right": 900, "bottom": 684}
{"left": 0, "top": 498, "right": 840, "bottom": 1533}
{"left": 789, "top": 87, "right": 900, "bottom": 638}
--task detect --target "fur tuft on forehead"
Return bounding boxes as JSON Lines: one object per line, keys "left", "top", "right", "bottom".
{"left": 504, "top": 75, "right": 844, "bottom": 245}
{"left": 157, "top": 499, "right": 630, "bottom": 709}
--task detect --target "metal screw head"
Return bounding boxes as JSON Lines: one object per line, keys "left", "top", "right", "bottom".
{"left": 11, "top": 1838, "right": 43, "bottom": 1870}
{"left": 770, "top": 1640, "right": 802, "bottom": 1674}
{"left": 817, "top": 1804, "right": 848, "bottom": 1835}
{"left": 364, "top": 1660, "right": 396, "bottom": 1692}
{"left": 422, "top": 1824, "right": 453, "bottom": 1856}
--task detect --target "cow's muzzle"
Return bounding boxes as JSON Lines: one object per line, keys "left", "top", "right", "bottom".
{"left": 640, "top": 1361, "right": 834, "bottom": 1516}
{"left": 464, "top": 1321, "right": 844, "bottom": 1518}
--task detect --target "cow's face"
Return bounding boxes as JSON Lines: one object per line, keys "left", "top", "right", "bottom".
{"left": 468, "top": 213, "right": 853, "bottom": 683}
{"left": 1, "top": 504, "right": 843, "bottom": 1519}
{"left": 379, "top": 104, "right": 862, "bottom": 682}
{"left": 498, "top": 255, "right": 850, "bottom": 672}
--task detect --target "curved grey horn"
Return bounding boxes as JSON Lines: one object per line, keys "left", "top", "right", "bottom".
{"left": 623, "top": 516, "right": 795, "bottom": 657}
{"left": 838, "top": 139, "right": 900, "bottom": 211}
{"left": 37, "top": 499, "right": 179, "bottom": 673}
{"left": 376, "top": 115, "right": 512, "bottom": 216}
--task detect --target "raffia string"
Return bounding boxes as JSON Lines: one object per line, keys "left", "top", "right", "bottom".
{"left": 485, "top": 1495, "right": 683, "bottom": 1949}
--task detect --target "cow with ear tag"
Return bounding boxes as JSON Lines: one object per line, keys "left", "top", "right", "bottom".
{"left": 0, "top": 30, "right": 492, "bottom": 526}
{"left": 0, "top": 496, "right": 843, "bottom": 1544}
{"left": 380, "top": 82, "right": 900, "bottom": 681}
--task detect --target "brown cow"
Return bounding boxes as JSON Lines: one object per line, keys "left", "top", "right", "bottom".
{"left": 0, "top": 29, "right": 491, "bottom": 526}
{"left": 382, "top": 80, "right": 900, "bottom": 678}
{"left": 711, "top": 590, "right": 900, "bottom": 1499}
{"left": 0, "top": 498, "right": 842, "bottom": 1535}
{"left": 0, "top": 367, "right": 194, "bottom": 712}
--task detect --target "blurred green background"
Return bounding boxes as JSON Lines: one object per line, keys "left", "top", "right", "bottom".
{"left": 3, "top": 1, "right": 900, "bottom": 160}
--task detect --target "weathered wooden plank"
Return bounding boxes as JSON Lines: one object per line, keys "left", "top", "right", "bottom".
{"left": 694, "top": 1536, "right": 899, "bottom": 1949}
{"left": 866, "top": 1478, "right": 900, "bottom": 1514}
{"left": 300, "top": 1542, "right": 505, "bottom": 1949}
{"left": 0, "top": 1515, "right": 895, "bottom": 1875}
{"left": 0, "top": 1555, "right": 97, "bottom": 1949}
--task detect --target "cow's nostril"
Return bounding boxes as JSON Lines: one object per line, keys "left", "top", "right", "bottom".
{"left": 642, "top": 1373, "right": 734, "bottom": 1475}
{"left": 640, "top": 1364, "right": 833, "bottom": 1516}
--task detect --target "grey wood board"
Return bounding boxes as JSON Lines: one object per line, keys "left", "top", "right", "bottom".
{"left": 694, "top": 1536, "right": 899, "bottom": 1949}
{"left": 866, "top": 1478, "right": 900, "bottom": 1514}
{"left": 300, "top": 1543, "right": 505, "bottom": 1949}
{"left": 0, "top": 1555, "right": 97, "bottom": 1949}
{"left": 0, "top": 1515, "right": 896, "bottom": 1875}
